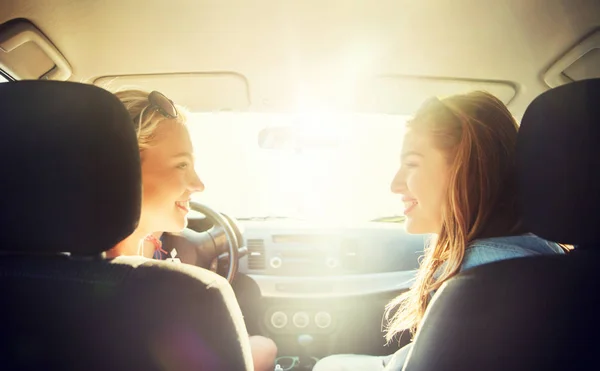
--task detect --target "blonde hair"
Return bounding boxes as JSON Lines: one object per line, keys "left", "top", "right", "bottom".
{"left": 113, "top": 89, "right": 188, "bottom": 151}
{"left": 384, "top": 91, "right": 525, "bottom": 342}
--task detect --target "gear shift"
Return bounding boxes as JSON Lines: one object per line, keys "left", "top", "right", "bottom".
{"left": 297, "top": 334, "right": 315, "bottom": 370}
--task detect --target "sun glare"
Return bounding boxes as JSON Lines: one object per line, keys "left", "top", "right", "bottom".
{"left": 187, "top": 111, "right": 407, "bottom": 223}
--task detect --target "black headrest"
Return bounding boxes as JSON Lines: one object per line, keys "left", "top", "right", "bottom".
{"left": 0, "top": 81, "right": 141, "bottom": 255}
{"left": 517, "top": 78, "right": 600, "bottom": 247}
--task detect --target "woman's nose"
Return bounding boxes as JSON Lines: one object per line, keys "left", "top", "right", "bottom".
{"left": 189, "top": 170, "right": 205, "bottom": 193}
{"left": 390, "top": 168, "right": 407, "bottom": 194}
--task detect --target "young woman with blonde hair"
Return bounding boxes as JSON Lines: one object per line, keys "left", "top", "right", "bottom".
{"left": 106, "top": 89, "right": 278, "bottom": 371}
{"left": 314, "top": 92, "right": 564, "bottom": 371}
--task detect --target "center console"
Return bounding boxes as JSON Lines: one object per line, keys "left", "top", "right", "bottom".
{"left": 232, "top": 222, "right": 424, "bottom": 368}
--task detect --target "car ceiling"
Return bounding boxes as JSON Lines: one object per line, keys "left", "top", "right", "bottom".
{"left": 1, "top": 0, "right": 599, "bottom": 116}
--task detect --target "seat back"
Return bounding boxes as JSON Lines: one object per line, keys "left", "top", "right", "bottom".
{"left": 0, "top": 81, "right": 252, "bottom": 371}
{"left": 403, "top": 79, "right": 600, "bottom": 371}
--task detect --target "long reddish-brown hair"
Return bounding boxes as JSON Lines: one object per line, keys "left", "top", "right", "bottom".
{"left": 384, "top": 91, "right": 526, "bottom": 342}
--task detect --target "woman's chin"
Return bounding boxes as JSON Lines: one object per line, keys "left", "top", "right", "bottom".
{"left": 404, "top": 219, "right": 418, "bottom": 234}
{"left": 404, "top": 217, "right": 441, "bottom": 234}
{"left": 404, "top": 217, "right": 430, "bottom": 235}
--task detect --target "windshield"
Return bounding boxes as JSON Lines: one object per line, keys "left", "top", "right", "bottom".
{"left": 187, "top": 112, "right": 408, "bottom": 222}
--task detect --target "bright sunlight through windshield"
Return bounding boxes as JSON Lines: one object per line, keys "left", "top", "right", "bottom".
{"left": 187, "top": 112, "right": 407, "bottom": 222}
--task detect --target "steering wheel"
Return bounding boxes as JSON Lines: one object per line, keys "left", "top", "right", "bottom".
{"left": 162, "top": 201, "right": 246, "bottom": 282}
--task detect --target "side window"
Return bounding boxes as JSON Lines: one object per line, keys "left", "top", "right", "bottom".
{"left": 0, "top": 75, "right": 8, "bottom": 83}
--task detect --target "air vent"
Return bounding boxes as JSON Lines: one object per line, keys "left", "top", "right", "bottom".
{"left": 247, "top": 239, "right": 266, "bottom": 270}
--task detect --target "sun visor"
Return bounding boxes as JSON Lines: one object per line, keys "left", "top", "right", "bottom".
{"left": 0, "top": 19, "right": 72, "bottom": 80}
{"left": 544, "top": 28, "right": 600, "bottom": 88}
{"left": 94, "top": 73, "right": 250, "bottom": 112}
{"left": 354, "top": 75, "right": 517, "bottom": 115}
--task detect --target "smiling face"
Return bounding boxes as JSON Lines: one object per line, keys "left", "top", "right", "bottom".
{"left": 138, "top": 122, "right": 205, "bottom": 233}
{"left": 390, "top": 130, "right": 450, "bottom": 234}
{"left": 385, "top": 92, "right": 526, "bottom": 343}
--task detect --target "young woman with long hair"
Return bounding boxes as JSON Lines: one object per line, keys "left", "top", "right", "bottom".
{"left": 314, "top": 92, "right": 564, "bottom": 371}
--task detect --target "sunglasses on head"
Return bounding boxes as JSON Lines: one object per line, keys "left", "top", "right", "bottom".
{"left": 133, "top": 91, "right": 178, "bottom": 126}
{"left": 146, "top": 91, "right": 178, "bottom": 119}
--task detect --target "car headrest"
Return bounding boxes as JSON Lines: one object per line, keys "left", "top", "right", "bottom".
{"left": 517, "top": 78, "right": 600, "bottom": 248}
{"left": 0, "top": 81, "right": 141, "bottom": 255}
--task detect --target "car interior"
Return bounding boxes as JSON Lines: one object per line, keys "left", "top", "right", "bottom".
{"left": 0, "top": 1, "right": 599, "bottom": 370}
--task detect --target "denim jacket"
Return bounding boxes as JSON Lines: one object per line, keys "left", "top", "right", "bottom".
{"left": 461, "top": 234, "right": 565, "bottom": 272}
{"left": 429, "top": 234, "right": 564, "bottom": 283}
{"left": 431, "top": 234, "right": 564, "bottom": 283}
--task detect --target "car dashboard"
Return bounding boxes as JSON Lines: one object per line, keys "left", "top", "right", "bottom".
{"left": 233, "top": 220, "right": 425, "bottom": 358}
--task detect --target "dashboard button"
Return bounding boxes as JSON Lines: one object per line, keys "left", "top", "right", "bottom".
{"left": 292, "top": 312, "right": 310, "bottom": 328}
{"left": 270, "top": 311, "right": 288, "bottom": 329}
{"left": 270, "top": 256, "right": 283, "bottom": 269}
{"left": 314, "top": 311, "right": 332, "bottom": 329}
